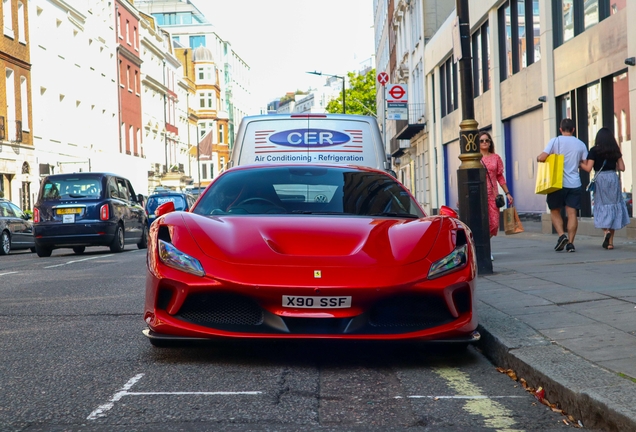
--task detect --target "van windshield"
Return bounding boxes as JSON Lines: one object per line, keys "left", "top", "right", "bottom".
{"left": 41, "top": 176, "right": 102, "bottom": 200}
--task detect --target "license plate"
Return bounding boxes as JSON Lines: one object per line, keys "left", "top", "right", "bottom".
{"left": 57, "top": 208, "right": 81, "bottom": 214}
{"left": 282, "top": 295, "right": 351, "bottom": 308}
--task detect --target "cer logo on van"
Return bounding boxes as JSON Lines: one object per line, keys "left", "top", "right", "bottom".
{"left": 269, "top": 129, "right": 350, "bottom": 148}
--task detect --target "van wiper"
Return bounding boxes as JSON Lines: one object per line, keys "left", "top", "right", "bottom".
{"left": 68, "top": 194, "right": 87, "bottom": 198}
{"left": 368, "top": 212, "right": 419, "bottom": 218}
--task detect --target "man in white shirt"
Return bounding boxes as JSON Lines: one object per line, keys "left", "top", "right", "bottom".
{"left": 537, "top": 118, "right": 588, "bottom": 253}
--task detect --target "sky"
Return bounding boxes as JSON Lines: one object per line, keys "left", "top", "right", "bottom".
{"left": 192, "top": 0, "right": 375, "bottom": 110}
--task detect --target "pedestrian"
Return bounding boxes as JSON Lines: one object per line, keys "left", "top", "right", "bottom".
{"left": 479, "top": 132, "right": 513, "bottom": 260}
{"left": 579, "top": 127, "right": 630, "bottom": 250}
{"left": 537, "top": 118, "right": 588, "bottom": 252}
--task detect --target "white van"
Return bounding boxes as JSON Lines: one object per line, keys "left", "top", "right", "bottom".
{"left": 229, "top": 113, "right": 392, "bottom": 172}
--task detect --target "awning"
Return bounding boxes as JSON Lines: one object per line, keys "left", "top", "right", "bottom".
{"left": 394, "top": 122, "right": 426, "bottom": 140}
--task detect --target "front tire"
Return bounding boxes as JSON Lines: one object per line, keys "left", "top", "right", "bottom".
{"left": 35, "top": 244, "right": 53, "bottom": 257}
{"left": 109, "top": 224, "right": 125, "bottom": 253}
{"left": 137, "top": 225, "right": 148, "bottom": 249}
{"left": 0, "top": 231, "right": 10, "bottom": 255}
{"left": 72, "top": 246, "right": 86, "bottom": 254}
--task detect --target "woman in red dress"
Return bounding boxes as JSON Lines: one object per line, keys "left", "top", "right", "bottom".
{"left": 479, "top": 132, "right": 513, "bottom": 241}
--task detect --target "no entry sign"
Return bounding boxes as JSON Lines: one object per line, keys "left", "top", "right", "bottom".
{"left": 377, "top": 72, "right": 389, "bottom": 86}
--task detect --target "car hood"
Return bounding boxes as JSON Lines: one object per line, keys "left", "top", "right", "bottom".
{"left": 179, "top": 212, "right": 447, "bottom": 267}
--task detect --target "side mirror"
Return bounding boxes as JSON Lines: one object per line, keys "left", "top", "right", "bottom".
{"left": 137, "top": 194, "right": 144, "bottom": 204}
{"left": 386, "top": 169, "right": 397, "bottom": 178}
{"left": 439, "top": 205, "right": 458, "bottom": 218}
{"left": 155, "top": 201, "right": 175, "bottom": 217}
{"left": 24, "top": 213, "right": 32, "bottom": 220}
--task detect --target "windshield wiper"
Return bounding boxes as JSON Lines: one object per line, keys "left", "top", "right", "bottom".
{"left": 68, "top": 194, "right": 87, "bottom": 198}
{"left": 368, "top": 212, "right": 419, "bottom": 218}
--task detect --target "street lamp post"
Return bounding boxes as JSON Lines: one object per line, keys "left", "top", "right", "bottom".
{"left": 455, "top": 0, "right": 492, "bottom": 274}
{"left": 307, "top": 71, "right": 345, "bottom": 114}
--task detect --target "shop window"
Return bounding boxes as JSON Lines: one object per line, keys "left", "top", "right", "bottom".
{"left": 471, "top": 20, "right": 490, "bottom": 96}
{"left": 439, "top": 56, "right": 457, "bottom": 118}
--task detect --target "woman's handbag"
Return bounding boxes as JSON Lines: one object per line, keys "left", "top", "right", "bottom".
{"left": 483, "top": 160, "right": 506, "bottom": 208}
{"left": 503, "top": 206, "right": 524, "bottom": 235}
{"left": 586, "top": 160, "right": 606, "bottom": 193}
{"left": 535, "top": 138, "right": 564, "bottom": 194}
{"left": 495, "top": 194, "right": 506, "bottom": 208}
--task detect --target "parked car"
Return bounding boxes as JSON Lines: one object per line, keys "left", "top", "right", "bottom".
{"left": 143, "top": 164, "right": 478, "bottom": 348}
{"left": 145, "top": 191, "right": 196, "bottom": 227}
{"left": 33, "top": 172, "right": 148, "bottom": 257}
{"left": 0, "top": 199, "right": 35, "bottom": 255}
{"left": 623, "top": 192, "right": 633, "bottom": 217}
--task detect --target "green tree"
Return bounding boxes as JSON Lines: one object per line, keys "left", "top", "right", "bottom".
{"left": 326, "top": 68, "right": 376, "bottom": 117}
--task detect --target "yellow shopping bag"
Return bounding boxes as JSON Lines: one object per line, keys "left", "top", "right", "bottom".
{"left": 535, "top": 154, "right": 564, "bottom": 194}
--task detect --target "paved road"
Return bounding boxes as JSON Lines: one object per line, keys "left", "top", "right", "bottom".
{"left": 0, "top": 247, "right": 589, "bottom": 431}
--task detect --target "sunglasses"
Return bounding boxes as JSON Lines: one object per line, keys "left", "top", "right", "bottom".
{"left": 480, "top": 139, "right": 491, "bottom": 143}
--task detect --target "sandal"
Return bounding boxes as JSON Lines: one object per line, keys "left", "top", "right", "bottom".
{"left": 602, "top": 232, "right": 611, "bottom": 249}
{"left": 607, "top": 244, "right": 614, "bottom": 250}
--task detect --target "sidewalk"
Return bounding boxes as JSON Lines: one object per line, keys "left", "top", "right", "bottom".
{"left": 477, "top": 220, "right": 636, "bottom": 431}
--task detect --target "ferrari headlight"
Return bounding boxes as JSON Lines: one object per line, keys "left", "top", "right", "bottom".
{"left": 428, "top": 244, "right": 468, "bottom": 279}
{"left": 158, "top": 239, "right": 205, "bottom": 277}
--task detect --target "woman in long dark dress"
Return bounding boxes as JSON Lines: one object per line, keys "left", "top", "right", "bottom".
{"left": 580, "top": 128, "right": 630, "bottom": 249}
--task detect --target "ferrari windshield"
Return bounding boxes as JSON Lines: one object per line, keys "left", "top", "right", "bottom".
{"left": 192, "top": 166, "right": 425, "bottom": 217}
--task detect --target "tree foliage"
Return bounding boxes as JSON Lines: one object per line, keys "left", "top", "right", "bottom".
{"left": 326, "top": 68, "right": 376, "bottom": 117}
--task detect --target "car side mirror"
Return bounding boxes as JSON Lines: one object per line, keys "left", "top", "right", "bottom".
{"left": 439, "top": 205, "right": 458, "bottom": 218}
{"left": 24, "top": 213, "right": 32, "bottom": 220}
{"left": 137, "top": 194, "right": 144, "bottom": 204}
{"left": 155, "top": 201, "right": 175, "bottom": 217}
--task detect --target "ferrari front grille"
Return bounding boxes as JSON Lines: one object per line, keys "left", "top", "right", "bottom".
{"left": 176, "top": 293, "right": 264, "bottom": 326}
{"left": 368, "top": 295, "right": 454, "bottom": 328}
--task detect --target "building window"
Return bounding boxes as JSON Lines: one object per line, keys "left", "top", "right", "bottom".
{"left": 117, "top": 12, "right": 122, "bottom": 39}
{"left": 190, "top": 35, "right": 205, "bottom": 48}
{"left": 134, "top": 70, "right": 139, "bottom": 94}
{"left": 126, "top": 65, "right": 131, "bottom": 91}
{"left": 18, "top": 2, "right": 26, "bottom": 43}
{"left": 499, "top": 0, "right": 540, "bottom": 80}
{"left": 134, "top": 26, "right": 138, "bottom": 50}
{"left": 5, "top": 68, "right": 16, "bottom": 141}
{"left": 201, "top": 163, "right": 207, "bottom": 179}
{"left": 126, "top": 20, "right": 130, "bottom": 45}
{"left": 439, "top": 57, "right": 458, "bottom": 118}
{"left": 20, "top": 76, "right": 28, "bottom": 130}
{"left": 3, "top": 0, "right": 13, "bottom": 37}
{"left": 471, "top": 20, "right": 490, "bottom": 96}
{"left": 555, "top": 0, "right": 611, "bottom": 47}
{"left": 219, "top": 124, "right": 224, "bottom": 144}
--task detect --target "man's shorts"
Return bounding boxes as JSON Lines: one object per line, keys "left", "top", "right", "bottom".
{"left": 546, "top": 187, "right": 582, "bottom": 210}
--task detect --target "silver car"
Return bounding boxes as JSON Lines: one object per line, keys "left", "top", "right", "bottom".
{"left": 0, "top": 199, "right": 35, "bottom": 255}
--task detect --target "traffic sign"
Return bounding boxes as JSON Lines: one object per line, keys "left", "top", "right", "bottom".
{"left": 386, "top": 84, "right": 408, "bottom": 120}
{"left": 377, "top": 72, "right": 389, "bottom": 86}
{"left": 386, "top": 84, "right": 407, "bottom": 103}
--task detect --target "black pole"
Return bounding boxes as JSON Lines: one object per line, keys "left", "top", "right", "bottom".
{"left": 341, "top": 77, "right": 346, "bottom": 114}
{"left": 455, "top": 0, "right": 492, "bottom": 274}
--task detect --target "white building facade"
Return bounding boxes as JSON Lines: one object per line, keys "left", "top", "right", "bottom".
{"left": 29, "top": 0, "right": 119, "bottom": 194}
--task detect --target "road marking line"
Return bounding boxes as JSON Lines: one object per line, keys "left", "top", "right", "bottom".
{"left": 434, "top": 367, "right": 523, "bottom": 432}
{"left": 45, "top": 254, "right": 114, "bottom": 268}
{"left": 0, "top": 272, "right": 19, "bottom": 276}
{"left": 87, "top": 373, "right": 144, "bottom": 420}
{"left": 87, "top": 374, "right": 263, "bottom": 421}
{"left": 395, "top": 395, "right": 526, "bottom": 399}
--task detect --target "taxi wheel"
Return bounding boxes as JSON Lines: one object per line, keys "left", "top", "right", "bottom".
{"left": 73, "top": 246, "right": 86, "bottom": 254}
{"left": 0, "top": 231, "right": 10, "bottom": 255}
{"left": 137, "top": 225, "right": 148, "bottom": 250}
{"left": 35, "top": 244, "right": 53, "bottom": 257}
{"left": 110, "top": 225, "right": 125, "bottom": 253}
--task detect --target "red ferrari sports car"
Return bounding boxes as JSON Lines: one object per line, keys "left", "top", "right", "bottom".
{"left": 143, "top": 164, "right": 479, "bottom": 347}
